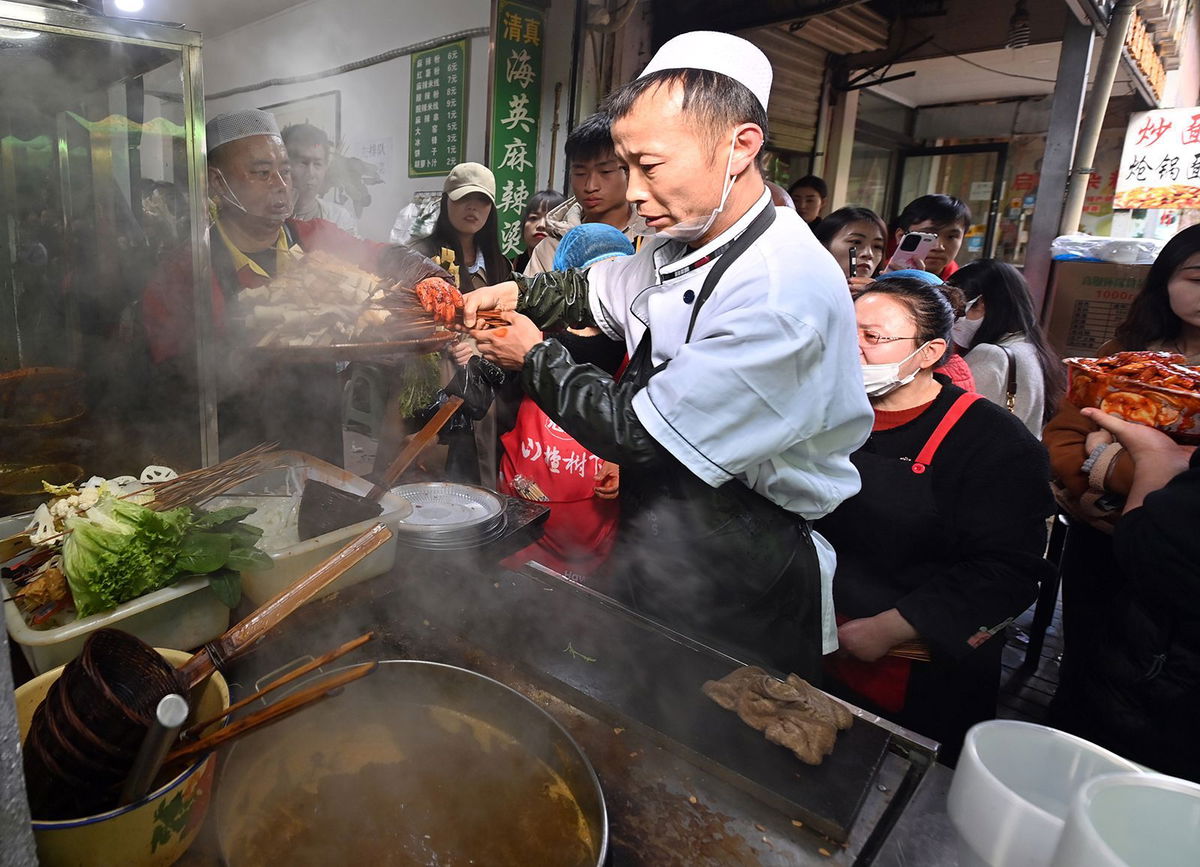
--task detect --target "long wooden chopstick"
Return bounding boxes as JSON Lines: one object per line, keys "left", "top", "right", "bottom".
{"left": 887, "top": 640, "right": 933, "bottom": 662}
{"left": 180, "top": 631, "right": 375, "bottom": 741}
{"left": 165, "top": 661, "right": 378, "bottom": 765}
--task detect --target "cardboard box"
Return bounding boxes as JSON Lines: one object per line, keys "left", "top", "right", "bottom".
{"left": 1045, "top": 261, "right": 1150, "bottom": 359}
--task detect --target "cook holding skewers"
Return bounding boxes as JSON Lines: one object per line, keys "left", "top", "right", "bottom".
{"left": 421, "top": 32, "right": 872, "bottom": 680}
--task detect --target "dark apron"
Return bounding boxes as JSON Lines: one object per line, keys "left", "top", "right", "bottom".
{"left": 607, "top": 204, "right": 823, "bottom": 680}
{"left": 823, "top": 393, "right": 997, "bottom": 762}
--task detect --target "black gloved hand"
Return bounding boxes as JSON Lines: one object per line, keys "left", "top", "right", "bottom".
{"left": 444, "top": 355, "right": 506, "bottom": 420}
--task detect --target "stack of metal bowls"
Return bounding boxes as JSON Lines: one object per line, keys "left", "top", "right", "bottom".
{"left": 389, "top": 483, "right": 507, "bottom": 549}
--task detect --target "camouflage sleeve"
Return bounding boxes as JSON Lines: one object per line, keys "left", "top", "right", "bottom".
{"left": 514, "top": 269, "right": 595, "bottom": 330}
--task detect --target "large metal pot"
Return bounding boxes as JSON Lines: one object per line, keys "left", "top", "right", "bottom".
{"left": 215, "top": 660, "right": 608, "bottom": 866}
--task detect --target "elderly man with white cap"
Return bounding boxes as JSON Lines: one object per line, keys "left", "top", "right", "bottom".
{"left": 447, "top": 32, "right": 873, "bottom": 679}
{"left": 143, "top": 108, "right": 452, "bottom": 464}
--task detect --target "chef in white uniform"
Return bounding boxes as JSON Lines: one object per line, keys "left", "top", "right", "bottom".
{"left": 458, "top": 32, "right": 872, "bottom": 678}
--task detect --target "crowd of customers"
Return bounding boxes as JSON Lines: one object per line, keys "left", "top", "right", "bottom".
{"left": 248, "top": 68, "right": 1200, "bottom": 776}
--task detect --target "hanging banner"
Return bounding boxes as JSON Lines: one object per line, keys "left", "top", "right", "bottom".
{"left": 408, "top": 39, "right": 469, "bottom": 178}
{"left": 1114, "top": 106, "right": 1200, "bottom": 210}
{"left": 489, "top": 0, "right": 545, "bottom": 257}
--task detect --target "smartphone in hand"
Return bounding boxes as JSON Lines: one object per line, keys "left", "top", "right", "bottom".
{"left": 887, "top": 232, "right": 938, "bottom": 271}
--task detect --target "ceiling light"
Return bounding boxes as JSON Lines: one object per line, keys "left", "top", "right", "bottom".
{"left": 1006, "top": 0, "right": 1031, "bottom": 50}
{"left": 0, "top": 27, "right": 41, "bottom": 40}
{"left": 114, "top": 0, "right": 145, "bottom": 12}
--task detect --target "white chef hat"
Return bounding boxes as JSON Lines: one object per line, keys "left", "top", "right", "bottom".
{"left": 639, "top": 31, "right": 772, "bottom": 112}
{"left": 206, "top": 108, "right": 281, "bottom": 153}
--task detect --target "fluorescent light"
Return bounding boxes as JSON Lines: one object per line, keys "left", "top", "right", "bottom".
{"left": 114, "top": 0, "right": 145, "bottom": 11}
{"left": 0, "top": 27, "right": 41, "bottom": 40}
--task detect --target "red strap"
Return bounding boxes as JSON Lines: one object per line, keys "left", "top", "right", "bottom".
{"left": 911, "top": 393, "right": 982, "bottom": 474}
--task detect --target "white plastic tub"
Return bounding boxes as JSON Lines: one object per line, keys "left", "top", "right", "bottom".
{"left": 208, "top": 451, "right": 412, "bottom": 607}
{"left": 3, "top": 562, "right": 230, "bottom": 679}
{"left": 947, "top": 720, "right": 1144, "bottom": 867}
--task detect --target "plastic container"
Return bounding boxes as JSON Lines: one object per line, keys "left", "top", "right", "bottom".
{"left": 208, "top": 451, "right": 412, "bottom": 607}
{"left": 1, "top": 513, "right": 231, "bottom": 676}
{"left": 947, "top": 720, "right": 1144, "bottom": 867}
{"left": 1051, "top": 772, "right": 1200, "bottom": 867}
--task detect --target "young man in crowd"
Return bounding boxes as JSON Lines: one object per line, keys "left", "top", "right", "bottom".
{"left": 523, "top": 112, "right": 647, "bottom": 274}
{"left": 281, "top": 123, "right": 360, "bottom": 237}
{"left": 788, "top": 174, "right": 826, "bottom": 229}
{"left": 892, "top": 194, "right": 971, "bottom": 281}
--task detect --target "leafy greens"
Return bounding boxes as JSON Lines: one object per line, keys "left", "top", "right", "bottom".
{"left": 62, "top": 499, "right": 271, "bottom": 617}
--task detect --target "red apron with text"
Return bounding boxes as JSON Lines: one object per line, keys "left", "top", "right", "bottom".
{"left": 499, "top": 397, "right": 619, "bottom": 577}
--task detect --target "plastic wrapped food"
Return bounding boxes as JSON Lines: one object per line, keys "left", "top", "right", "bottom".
{"left": 1066, "top": 351, "right": 1200, "bottom": 442}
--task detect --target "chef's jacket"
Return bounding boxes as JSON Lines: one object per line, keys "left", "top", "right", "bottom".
{"left": 585, "top": 192, "right": 874, "bottom": 652}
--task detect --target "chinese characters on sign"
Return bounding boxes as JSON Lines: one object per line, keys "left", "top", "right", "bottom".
{"left": 490, "top": 0, "right": 545, "bottom": 257}
{"left": 408, "top": 39, "right": 469, "bottom": 177}
{"left": 1114, "top": 106, "right": 1200, "bottom": 210}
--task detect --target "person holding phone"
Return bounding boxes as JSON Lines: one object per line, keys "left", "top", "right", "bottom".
{"left": 815, "top": 207, "right": 888, "bottom": 289}
{"left": 890, "top": 195, "right": 971, "bottom": 280}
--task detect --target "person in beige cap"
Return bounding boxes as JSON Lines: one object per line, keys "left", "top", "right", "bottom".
{"left": 439, "top": 31, "right": 872, "bottom": 680}
{"left": 412, "top": 162, "right": 511, "bottom": 292}
{"left": 142, "top": 107, "right": 452, "bottom": 464}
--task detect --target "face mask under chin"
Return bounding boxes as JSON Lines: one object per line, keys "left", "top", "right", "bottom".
{"left": 652, "top": 130, "right": 740, "bottom": 243}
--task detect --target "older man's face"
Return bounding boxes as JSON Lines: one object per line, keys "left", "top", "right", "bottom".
{"left": 209, "top": 135, "right": 293, "bottom": 224}
{"left": 612, "top": 82, "right": 731, "bottom": 241}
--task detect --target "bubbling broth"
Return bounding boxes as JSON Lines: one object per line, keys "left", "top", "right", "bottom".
{"left": 229, "top": 704, "right": 596, "bottom": 867}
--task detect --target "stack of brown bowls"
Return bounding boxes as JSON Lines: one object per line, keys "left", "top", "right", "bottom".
{"left": 22, "top": 628, "right": 187, "bottom": 819}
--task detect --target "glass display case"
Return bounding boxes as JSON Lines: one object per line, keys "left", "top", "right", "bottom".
{"left": 0, "top": 0, "right": 214, "bottom": 492}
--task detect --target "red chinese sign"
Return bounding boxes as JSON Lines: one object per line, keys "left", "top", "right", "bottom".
{"left": 1115, "top": 106, "right": 1200, "bottom": 210}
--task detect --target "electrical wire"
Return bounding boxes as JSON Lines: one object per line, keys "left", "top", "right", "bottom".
{"left": 929, "top": 39, "right": 1058, "bottom": 84}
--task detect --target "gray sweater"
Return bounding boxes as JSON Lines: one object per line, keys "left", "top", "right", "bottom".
{"left": 963, "top": 334, "right": 1046, "bottom": 437}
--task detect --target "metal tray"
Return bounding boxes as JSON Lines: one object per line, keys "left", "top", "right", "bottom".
{"left": 391, "top": 483, "right": 506, "bottom": 535}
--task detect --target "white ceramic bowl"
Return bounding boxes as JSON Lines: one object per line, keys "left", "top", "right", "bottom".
{"left": 1051, "top": 772, "right": 1200, "bottom": 867}
{"left": 947, "top": 720, "right": 1144, "bottom": 867}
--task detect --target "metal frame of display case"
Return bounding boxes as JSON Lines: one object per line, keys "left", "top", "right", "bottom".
{"left": 0, "top": 5, "right": 211, "bottom": 861}
{"left": 0, "top": 0, "right": 217, "bottom": 465}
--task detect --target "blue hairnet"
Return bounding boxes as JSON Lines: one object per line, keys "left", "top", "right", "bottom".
{"left": 553, "top": 223, "right": 635, "bottom": 271}
{"left": 880, "top": 268, "right": 944, "bottom": 285}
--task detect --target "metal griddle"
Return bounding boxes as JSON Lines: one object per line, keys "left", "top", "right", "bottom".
{"left": 403, "top": 560, "right": 893, "bottom": 843}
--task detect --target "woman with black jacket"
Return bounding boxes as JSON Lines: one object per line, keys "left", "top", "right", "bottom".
{"left": 817, "top": 277, "right": 1054, "bottom": 764}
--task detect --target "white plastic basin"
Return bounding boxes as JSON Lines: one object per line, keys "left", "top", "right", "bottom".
{"left": 1051, "top": 772, "right": 1200, "bottom": 867}
{"left": 948, "top": 720, "right": 1144, "bottom": 867}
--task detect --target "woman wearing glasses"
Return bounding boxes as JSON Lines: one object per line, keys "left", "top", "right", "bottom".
{"left": 816, "top": 276, "right": 1054, "bottom": 763}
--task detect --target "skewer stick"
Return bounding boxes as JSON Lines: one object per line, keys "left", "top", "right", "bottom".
{"left": 180, "top": 631, "right": 375, "bottom": 740}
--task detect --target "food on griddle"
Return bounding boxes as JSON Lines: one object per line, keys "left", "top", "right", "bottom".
{"left": 703, "top": 665, "right": 852, "bottom": 766}
{"left": 1066, "top": 351, "right": 1200, "bottom": 441}
{"left": 232, "top": 249, "right": 457, "bottom": 347}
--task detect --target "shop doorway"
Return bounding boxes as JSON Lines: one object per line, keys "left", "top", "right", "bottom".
{"left": 893, "top": 143, "right": 1008, "bottom": 266}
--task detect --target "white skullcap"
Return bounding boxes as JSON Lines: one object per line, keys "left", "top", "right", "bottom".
{"left": 639, "top": 31, "right": 772, "bottom": 112}
{"left": 206, "top": 108, "right": 281, "bottom": 153}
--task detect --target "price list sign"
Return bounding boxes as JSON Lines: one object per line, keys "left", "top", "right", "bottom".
{"left": 409, "top": 40, "right": 469, "bottom": 177}
{"left": 489, "top": 0, "right": 545, "bottom": 257}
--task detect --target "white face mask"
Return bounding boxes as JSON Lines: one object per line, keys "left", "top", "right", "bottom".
{"left": 951, "top": 296, "right": 983, "bottom": 347}
{"left": 652, "top": 130, "right": 739, "bottom": 243}
{"left": 861, "top": 341, "right": 930, "bottom": 398}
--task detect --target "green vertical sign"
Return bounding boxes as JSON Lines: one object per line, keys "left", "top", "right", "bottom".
{"left": 490, "top": 0, "right": 545, "bottom": 256}
{"left": 409, "top": 39, "right": 469, "bottom": 177}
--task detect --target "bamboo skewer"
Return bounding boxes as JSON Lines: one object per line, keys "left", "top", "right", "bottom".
{"left": 180, "top": 631, "right": 375, "bottom": 741}
{"left": 164, "top": 662, "right": 379, "bottom": 765}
